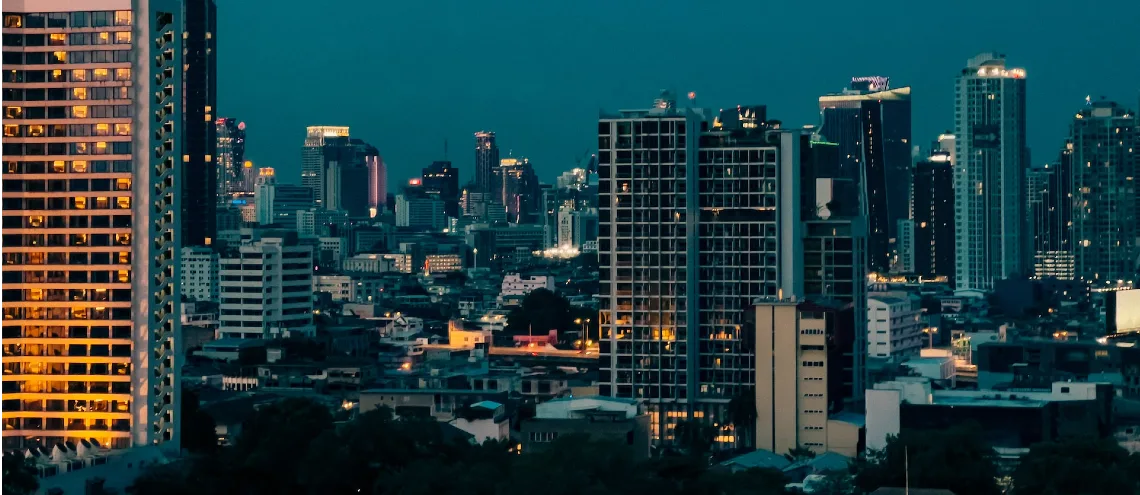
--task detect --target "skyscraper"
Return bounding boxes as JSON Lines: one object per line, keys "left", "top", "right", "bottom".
{"left": 1026, "top": 160, "right": 1074, "bottom": 280}
{"left": 368, "top": 155, "right": 386, "bottom": 217}
{"left": 598, "top": 92, "right": 802, "bottom": 449}
{"left": 1069, "top": 100, "right": 1138, "bottom": 287}
{"left": 215, "top": 117, "right": 245, "bottom": 197}
{"left": 254, "top": 167, "right": 277, "bottom": 225}
{"left": 301, "top": 125, "right": 349, "bottom": 208}
{"left": 818, "top": 78, "right": 912, "bottom": 273}
{"left": 181, "top": 0, "right": 216, "bottom": 246}
{"left": 494, "top": 157, "right": 541, "bottom": 224}
{"left": 954, "top": 53, "right": 1028, "bottom": 295}
{"left": 911, "top": 150, "right": 956, "bottom": 282}
{"left": 2, "top": 1, "right": 182, "bottom": 450}
{"left": 474, "top": 131, "right": 498, "bottom": 192}
{"left": 422, "top": 160, "right": 460, "bottom": 217}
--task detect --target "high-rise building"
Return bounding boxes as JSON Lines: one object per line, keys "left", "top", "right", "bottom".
{"left": 1, "top": 1, "right": 182, "bottom": 451}
{"left": 300, "top": 127, "right": 376, "bottom": 217}
{"left": 912, "top": 150, "right": 955, "bottom": 282}
{"left": 218, "top": 234, "right": 314, "bottom": 339}
{"left": 474, "top": 131, "right": 498, "bottom": 192}
{"left": 1026, "top": 162, "right": 1074, "bottom": 280}
{"left": 395, "top": 191, "right": 447, "bottom": 231}
{"left": 215, "top": 118, "right": 246, "bottom": 198}
{"left": 954, "top": 53, "right": 1028, "bottom": 295}
{"left": 300, "top": 125, "right": 349, "bottom": 208}
{"left": 180, "top": 246, "right": 219, "bottom": 302}
{"left": 1069, "top": 100, "right": 1138, "bottom": 287}
{"left": 818, "top": 77, "right": 912, "bottom": 273}
{"left": 181, "top": 0, "right": 217, "bottom": 246}
{"left": 494, "top": 157, "right": 541, "bottom": 224}
{"left": 422, "top": 160, "right": 460, "bottom": 217}
{"left": 368, "top": 155, "right": 386, "bottom": 217}
{"left": 598, "top": 93, "right": 802, "bottom": 449}
{"left": 253, "top": 168, "right": 277, "bottom": 225}
{"left": 272, "top": 185, "right": 314, "bottom": 225}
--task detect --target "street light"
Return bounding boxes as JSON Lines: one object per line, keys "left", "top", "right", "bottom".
{"left": 574, "top": 318, "right": 592, "bottom": 350}
{"left": 922, "top": 327, "right": 938, "bottom": 349}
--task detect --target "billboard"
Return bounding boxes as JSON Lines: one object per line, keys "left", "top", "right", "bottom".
{"left": 972, "top": 125, "right": 1000, "bottom": 149}
{"left": 1107, "top": 288, "right": 1140, "bottom": 334}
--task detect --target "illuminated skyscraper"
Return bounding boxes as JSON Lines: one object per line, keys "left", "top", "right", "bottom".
{"left": 494, "top": 157, "right": 540, "bottom": 224}
{"left": 2, "top": 1, "right": 183, "bottom": 451}
{"left": 1069, "top": 100, "right": 1138, "bottom": 287}
{"left": 181, "top": 0, "right": 216, "bottom": 246}
{"left": 818, "top": 77, "right": 912, "bottom": 273}
{"left": 300, "top": 125, "right": 348, "bottom": 208}
{"left": 474, "top": 131, "right": 498, "bottom": 192}
{"left": 215, "top": 117, "right": 245, "bottom": 197}
{"left": 912, "top": 150, "right": 956, "bottom": 282}
{"left": 954, "top": 53, "right": 1028, "bottom": 295}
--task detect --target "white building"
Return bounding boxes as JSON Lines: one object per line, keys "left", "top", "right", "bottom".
{"left": 313, "top": 274, "right": 354, "bottom": 302}
{"left": 181, "top": 246, "right": 219, "bottom": 303}
{"left": 342, "top": 254, "right": 397, "bottom": 274}
{"left": 867, "top": 292, "right": 924, "bottom": 360}
{"left": 253, "top": 167, "right": 277, "bottom": 225}
{"left": 954, "top": 53, "right": 1028, "bottom": 296}
{"left": 557, "top": 206, "right": 599, "bottom": 250}
{"left": 218, "top": 237, "right": 314, "bottom": 339}
{"left": 450, "top": 401, "right": 510, "bottom": 444}
{"left": 501, "top": 274, "right": 554, "bottom": 299}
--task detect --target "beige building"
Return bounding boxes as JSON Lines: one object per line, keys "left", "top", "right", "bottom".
{"left": 2, "top": 0, "right": 183, "bottom": 451}
{"left": 754, "top": 300, "right": 860, "bottom": 457}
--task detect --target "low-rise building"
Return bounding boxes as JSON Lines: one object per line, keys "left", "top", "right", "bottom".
{"left": 451, "top": 400, "right": 510, "bottom": 444}
{"left": 501, "top": 273, "right": 554, "bottom": 299}
{"left": 521, "top": 396, "right": 650, "bottom": 458}
{"left": 868, "top": 292, "right": 924, "bottom": 360}
{"left": 359, "top": 389, "right": 510, "bottom": 422}
{"left": 181, "top": 246, "right": 219, "bottom": 302}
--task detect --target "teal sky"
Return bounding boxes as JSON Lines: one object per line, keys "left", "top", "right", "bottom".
{"left": 217, "top": 0, "right": 1140, "bottom": 185}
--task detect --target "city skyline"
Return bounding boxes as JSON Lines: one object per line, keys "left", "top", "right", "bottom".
{"left": 214, "top": 0, "right": 1140, "bottom": 185}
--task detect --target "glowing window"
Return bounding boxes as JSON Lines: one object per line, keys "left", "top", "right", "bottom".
{"left": 5, "top": 107, "right": 23, "bottom": 118}
{"left": 96, "top": 32, "right": 110, "bottom": 44}
{"left": 114, "top": 31, "right": 131, "bottom": 44}
{"left": 52, "top": 161, "right": 66, "bottom": 173}
{"left": 114, "top": 68, "right": 130, "bottom": 81}
{"left": 72, "top": 88, "right": 88, "bottom": 100}
{"left": 50, "top": 70, "right": 64, "bottom": 82}
{"left": 73, "top": 197, "right": 88, "bottom": 209}
{"left": 26, "top": 125, "right": 44, "bottom": 137}
{"left": 4, "top": 15, "right": 22, "bottom": 28}
{"left": 71, "top": 69, "right": 87, "bottom": 82}
{"left": 74, "top": 142, "right": 89, "bottom": 154}
{"left": 115, "top": 178, "right": 130, "bottom": 191}
{"left": 49, "top": 33, "right": 67, "bottom": 45}
{"left": 93, "top": 69, "right": 109, "bottom": 81}
{"left": 94, "top": 197, "right": 109, "bottom": 209}
{"left": 94, "top": 124, "right": 110, "bottom": 136}
{"left": 3, "top": 125, "right": 18, "bottom": 137}
{"left": 114, "top": 11, "right": 132, "bottom": 26}
{"left": 117, "top": 252, "right": 129, "bottom": 263}
{"left": 114, "top": 123, "right": 130, "bottom": 136}
{"left": 72, "top": 106, "right": 88, "bottom": 118}
{"left": 51, "top": 51, "right": 66, "bottom": 63}
{"left": 114, "top": 233, "right": 130, "bottom": 245}
{"left": 116, "top": 270, "right": 129, "bottom": 283}
{"left": 115, "top": 197, "right": 130, "bottom": 209}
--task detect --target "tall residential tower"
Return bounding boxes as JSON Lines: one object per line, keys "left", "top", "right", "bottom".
{"left": 2, "top": 0, "right": 183, "bottom": 451}
{"left": 953, "top": 53, "right": 1028, "bottom": 295}
{"left": 180, "top": 0, "right": 216, "bottom": 245}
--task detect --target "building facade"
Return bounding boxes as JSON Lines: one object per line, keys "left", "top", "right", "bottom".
{"left": 867, "top": 292, "right": 924, "bottom": 360}
{"left": 1069, "top": 101, "right": 1138, "bottom": 287}
{"left": 954, "top": 53, "right": 1028, "bottom": 295}
{"left": 474, "top": 130, "right": 498, "bottom": 193}
{"left": 1, "top": 0, "right": 182, "bottom": 450}
{"left": 598, "top": 93, "right": 803, "bottom": 449}
{"left": 818, "top": 78, "right": 912, "bottom": 273}
{"left": 180, "top": 0, "right": 216, "bottom": 246}
{"left": 180, "top": 246, "right": 218, "bottom": 302}
{"left": 912, "top": 151, "right": 955, "bottom": 282}
{"left": 253, "top": 167, "right": 276, "bottom": 225}
{"left": 218, "top": 235, "right": 313, "bottom": 339}
{"left": 215, "top": 117, "right": 245, "bottom": 197}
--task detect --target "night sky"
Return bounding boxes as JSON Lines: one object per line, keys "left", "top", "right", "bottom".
{"left": 217, "top": 0, "right": 1140, "bottom": 186}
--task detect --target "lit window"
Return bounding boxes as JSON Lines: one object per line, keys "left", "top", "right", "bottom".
{"left": 115, "top": 233, "right": 130, "bottom": 245}
{"left": 114, "top": 11, "right": 132, "bottom": 26}
{"left": 74, "top": 142, "right": 89, "bottom": 154}
{"left": 114, "top": 31, "right": 131, "bottom": 44}
{"left": 117, "top": 252, "right": 129, "bottom": 263}
{"left": 5, "top": 107, "right": 22, "bottom": 118}
{"left": 49, "top": 33, "right": 66, "bottom": 46}
{"left": 72, "top": 106, "right": 88, "bottom": 118}
{"left": 114, "top": 68, "right": 130, "bottom": 81}
{"left": 3, "top": 125, "right": 18, "bottom": 137}
{"left": 72, "top": 87, "right": 88, "bottom": 100}
{"left": 114, "top": 123, "right": 130, "bottom": 136}
{"left": 26, "top": 125, "right": 44, "bottom": 137}
{"left": 116, "top": 197, "right": 130, "bottom": 209}
{"left": 71, "top": 69, "right": 87, "bottom": 82}
{"left": 52, "top": 161, "right": 66, "bottom": 173}
{"left": 73, "top": 197, "right": 88, "bottom": 209}
{"left": 116, "top": 270, "right": 129, "bottom": 283}
{"left": 4, "top": 15, "right": 22, "bottom": 28}
{"left": 94, "top": 197, "right": 108, "bottom": 209}
{"left": 50, "top": 70, "right": 64, "bottom": 82}
{"left": 96, "top": 32, "right": 110, "bottom": 44}
{"left": 115, "top": 178, "right": 131, "bottom": 191}
{"left": 51, "top": 51, "right": 66, "bottom": 63}
{"left": 93, "top": 69, "right": 109, "bottom": 81}
{"left": 95, "top": 124, "right": 110, "bottom": 136}
{"left": 95, "top": 142, "right": 108, "bottom": 154}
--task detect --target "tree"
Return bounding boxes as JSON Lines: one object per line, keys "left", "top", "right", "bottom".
{"left": 1012, "top": 437, "right": 1140, "bottom": 495}
{"left": 180, "top": 388, "right": 218, "bottom": 454}
{"left": 727, "top": 390, "right": 757, "bottom": 450}
{"left": 506, "top": 288, "right": 576, "bottom": 337}
{"left": 784, "top": 446, "right": 816, "bottom": 463}
{"left": 853, "top": 425, "right": 1001, "bottom": 495}
{"left": 672, "top": 420, "right": 716, "bottom": 458}
{"left": 3, "top": 453, "right": 38, "bottom": 495}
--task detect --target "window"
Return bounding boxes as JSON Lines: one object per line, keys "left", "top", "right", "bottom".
{"left": 115, "top": 178, "right": 130, "bottom": 191}
{"left": 94, "top": 124, "right": 110, "bottom": 136}
{"left": 48, "top": 34, "right": 67, "bottom": 46}
{"left": 51, "top": 51, "right": 67, "bottom": 64}
{"left": 72, "top": 88, "right": 88, "bottom": 100}
{"left": 4, "top": 15, "right": 21, "bottom": 28}
{"left": 72, "top": 106, "right": 88, "bottom": 118}
{"left": 1061, "top": 387, "right": 1070, "bottom": 393}
{"left": 3, "top": 125, "right": 17, "bottom": 137}
{"left": 114, "top": 32, "right": 131, "bottom": 44}
{"left": 5, "top": 107, "right": 23, "bottom": 119}
{"left": 114, "top": 68, "right": 129, "bottom": 81}
{"left": 114, "top": 11, "right": 132, "bottom": 26}
{"left": 93, "top": 69, "right": 109, "bottom": 81}
{"left": 72, "top": 161, "right": 87, "bottom": 173}
{"left": 72, "top": 69, "right": 88, "bottom": 82}
{"left": 94, "top": 32, "right": 110, "bottom": 45}
{"left": 114, "top": 123, "right": 130, "bottom": 136}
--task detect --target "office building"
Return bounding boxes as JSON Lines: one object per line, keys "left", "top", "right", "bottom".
{"left": 597, "top": 93, "right": 803, "bottom": 449}
{"left": 272, "top": 185, "right": 314, "bottom": 225}
{"left": 253, "top": 167, "right": 276, "bottom": 225}
{"left": 954, "top": 53, "right": 1029, "bottom": 295}
{"left": 180, "top": 0, "right": 216, "bottom": 246}
{"left": 494, "top": 157, "right": 541, "bottom": 224}
{"left": 895, "top": 220, "right": 915, "bottom": 274}
{"left": 1069, "top": 101, "right": 1138, "bottom": 287}
{"left": 753, "top": 301, "right": 863, "bottom": 455}
{"left": 1027, "top": 161, "right": 1075, "bottom": 280}
{"left": 818, "top": 77, "right": 912, "bottom": 273}
{"left": 295, "top": 208, "right": 348, "bottom": 238}
{"left": 557, "top": 206, "right": 598, "bottom": 250}
{"left": 474, "top": 131, "right": 498, "bottom": 192}
{"left": 180, "top": 246, "right": 219, "bottom": 303}
{"left": 460, "top": 190, "right": 507, "bottom": 223}
{"left": 912, "top": 150, "right": 955, "bottom": 282}
{"left": 215, "top": 117, "right": 245, "bottom": 197}
{"left": 1, "top": 1, "right": 182, "bottom": 450}
{"left": 300, "top": 125, "right": 348, "bottom": 208}
{"left": 465, "top": 223, "right": 544, "bottom": 267}
{"left": 867, "top": 292, "right": 923, "bottom": 360}
{"left": 218, "top": 234, "right": 314, "bottom": 339}
{"left": 368, "top": 155, "right": 386, "bottom": 217}
{"left": 422, "top": 160, "right": 460, "bottom": 217}
{"left": 395, "top": 193, "right": 447, "bottom": 231}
